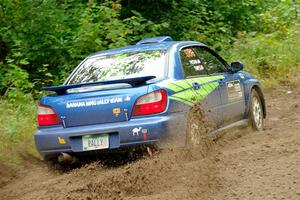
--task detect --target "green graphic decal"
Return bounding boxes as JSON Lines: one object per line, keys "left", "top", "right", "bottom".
{"left": 165, "top": 75, "right": 224, "bottom": 106}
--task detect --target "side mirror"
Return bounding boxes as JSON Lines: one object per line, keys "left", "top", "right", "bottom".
{"left": 229, "top": 61, "right": 244, "bottom": 73}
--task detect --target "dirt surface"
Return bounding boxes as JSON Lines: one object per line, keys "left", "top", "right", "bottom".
{"left": 0, "top": 164, "right": 16, "bottom": 189}
{"left": 0, "top": 86, "right": 299, "bottom": 200}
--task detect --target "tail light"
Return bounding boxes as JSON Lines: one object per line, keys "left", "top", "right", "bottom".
{"left": 132, "top": 89, "right": 168, "bottom": 116}
{"left": 38, "top": 105, "right": 60, "bottom": 126}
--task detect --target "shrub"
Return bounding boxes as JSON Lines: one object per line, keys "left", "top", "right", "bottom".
{"left": 225, "top": 26, "right": 300, "bottom": 87}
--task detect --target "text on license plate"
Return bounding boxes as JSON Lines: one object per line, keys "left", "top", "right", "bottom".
{"left": 82, "top": 134, "right": 109, "bottom": 151}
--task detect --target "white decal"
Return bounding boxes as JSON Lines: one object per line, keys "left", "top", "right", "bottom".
{"left": 66, "top": 97, "right": 123, "bottom": 108}
{"left": 226, "top": 80, "right": 243, "bottom": 101}
{"left": 194, "top": 65, "right": 204, "bottom": 71}
{"left": 132, "top": 127, "right": 142, "bottom": 136}
{"left": 189, "top": 59, "right": 201, "bottom": 65}
{"left": 124, "top": 96, "right": 131, "bottom": 101}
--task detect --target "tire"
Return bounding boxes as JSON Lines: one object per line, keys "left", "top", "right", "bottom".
{"left": 249, "top": 89, "right": 264, "bottom": 131}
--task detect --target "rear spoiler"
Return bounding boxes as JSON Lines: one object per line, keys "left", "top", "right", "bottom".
{"left": 41, "top": 76, "right": 156, "bottom": 95}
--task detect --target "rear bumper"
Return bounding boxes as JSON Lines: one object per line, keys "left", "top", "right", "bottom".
{"left": 35, "top": 112, "right": 186, "bottom": 160}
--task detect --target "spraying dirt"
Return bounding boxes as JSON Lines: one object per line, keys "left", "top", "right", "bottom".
{"left": 0, "top": 85, "right": 299, "bottom": 200}
{"left": 185, "top": 102, "right": 215, "bottom": 158}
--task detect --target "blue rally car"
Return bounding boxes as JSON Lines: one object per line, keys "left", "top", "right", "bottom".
{"left": 35, "top": 36, "right": 266, "bottom": 162}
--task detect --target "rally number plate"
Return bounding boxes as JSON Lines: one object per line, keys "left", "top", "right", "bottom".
{"left": 82, "top": 134, "right": 109, "bottom": 151}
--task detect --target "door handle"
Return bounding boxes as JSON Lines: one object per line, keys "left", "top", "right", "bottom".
{"left": 192, "top": 82, "right": 201, "bottom": 90}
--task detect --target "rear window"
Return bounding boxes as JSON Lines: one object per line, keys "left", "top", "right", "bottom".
{"left": 67, "top": 50, "right": 167, "bottom": 84}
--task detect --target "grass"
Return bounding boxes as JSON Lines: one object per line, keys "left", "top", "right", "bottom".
{"left": 224, "top": 25, "right": 300, "bottom": 88}
{"left": 0, "top": 95, "right": 37, "bottom": 165}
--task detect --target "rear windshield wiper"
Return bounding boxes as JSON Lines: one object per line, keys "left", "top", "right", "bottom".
{"left": 41, "top": 76, "right": 156, "bottom": 95}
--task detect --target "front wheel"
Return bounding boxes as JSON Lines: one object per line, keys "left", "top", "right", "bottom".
{"left": 249, "top": 90, "right": 264, "bottom": 131}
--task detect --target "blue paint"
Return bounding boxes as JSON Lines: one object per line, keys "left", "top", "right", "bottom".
{"left": 136, "top": 36, "right": 173, "bottom": 45}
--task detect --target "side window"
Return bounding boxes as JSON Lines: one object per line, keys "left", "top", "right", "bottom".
{"left": 180, "top": 47, "right": 207, "bottom": 77}
{"left": 193, "top": 47, "right": 227, "bottom": 74}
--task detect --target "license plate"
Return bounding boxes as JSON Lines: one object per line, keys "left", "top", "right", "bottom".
{"left": 82, "top": 134, "right": 109, "bottom": 151}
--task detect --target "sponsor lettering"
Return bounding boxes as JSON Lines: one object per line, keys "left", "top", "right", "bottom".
{"left": 66, "top": 97, "right": 123, "bottom": 108}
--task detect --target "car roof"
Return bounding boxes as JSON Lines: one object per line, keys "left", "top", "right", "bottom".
{"left": 88, "top": 39, "right": 207, "bottom": 58}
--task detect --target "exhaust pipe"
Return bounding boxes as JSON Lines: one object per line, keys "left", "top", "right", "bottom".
{"left": 58, "top": 153, "right": 77, "bottom": 164}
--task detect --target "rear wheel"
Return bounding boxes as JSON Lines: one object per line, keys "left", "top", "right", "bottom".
{"left": 249, "top": 90, "right": 264, "bottom": 131}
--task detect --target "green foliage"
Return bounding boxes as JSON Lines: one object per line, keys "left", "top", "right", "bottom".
{"left": 258, "top": 0, "right": 299, "bottom": 33}
{"left": 0, "top": 0, "right": 299, "bottom": 94}
{"left": 225, "top": 26, "right": 300, "bottom": 87}
{"left": 0, "top": 0, "right": 78, "bottom": 94}
{"left": 71, "top": 1, "right": 167, "bottom": 61}
{"left": 0, "top": 62, "right": 33, "bottom": 98}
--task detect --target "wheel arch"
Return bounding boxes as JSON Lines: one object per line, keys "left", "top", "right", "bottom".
{"left": 250, "top": 85, "right": 267, "bottom": 118}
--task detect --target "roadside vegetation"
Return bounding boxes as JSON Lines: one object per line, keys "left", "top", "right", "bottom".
{"left": 0, "top": 95, "right": 37, "bottom": 164}
{"left": 226, "top": 25, "right": 300, "bottom": 87}
{"left": 0, "top": 0, "right": 299, "bottom": 164}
